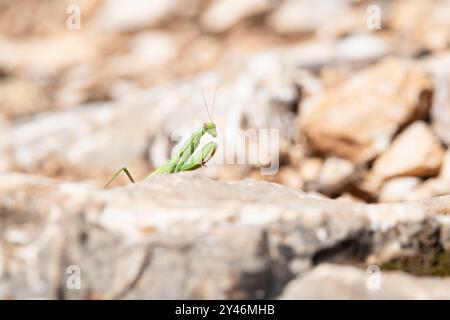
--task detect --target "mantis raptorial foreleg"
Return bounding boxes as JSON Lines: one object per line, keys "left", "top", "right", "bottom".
{"left": 179, "top": 141, "right": 218, "bottom": 171}
{"left": 148, "top": 124, "right": 217, "bottom": 177}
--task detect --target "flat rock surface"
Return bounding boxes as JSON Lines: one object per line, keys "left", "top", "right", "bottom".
{"left": 1, "top": 173, "right": 450, "bottom": 299}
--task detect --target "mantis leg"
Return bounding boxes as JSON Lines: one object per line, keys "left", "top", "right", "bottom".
{"left": 179, "top": 141, "right": 218, "bottom": 172}
{"left": 151, "top": 129, "right": 204, "bottom": 176}
{"left": 104, "top": 167, "right": 136, "bottom": 188}
{"left": 174, "top": 135, "right": 201, "bottom": 173}
{"left": 145, "top": 124, "right": 216, "bottom": 178}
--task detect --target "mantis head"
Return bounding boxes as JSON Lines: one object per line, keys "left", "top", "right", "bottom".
{"left": 204, "top": 122, "right": 217, "bottom": 137}
{"left": 201, "top": 89, "right": 218, "bottom": 137}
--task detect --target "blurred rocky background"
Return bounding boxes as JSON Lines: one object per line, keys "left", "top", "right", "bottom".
{"left": 2, "top": 0, "right": 450, "bottom": 299}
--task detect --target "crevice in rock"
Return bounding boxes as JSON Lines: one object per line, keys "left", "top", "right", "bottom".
{"left": 312, "top": 231, "right": 373, "bottom": 266}
{"left": 262, "top": 229, "right": 374, "bottom": 299}
{"left": 56, "top": 241, "right": 68, "bottom": 300}
{"left": 266, "top": 247, "right": 296, "bottom": 299}
{"left": 225, "top": 230, "right": 274, "bottom": 299}
{"left": 227, "top": 267, "right": 274, "bottom": 300}
{"left": 263, "top": 231, "right": 374, "bottom": 299}
{"left": 110, "top": 247, "right": 153, "bottom": 300}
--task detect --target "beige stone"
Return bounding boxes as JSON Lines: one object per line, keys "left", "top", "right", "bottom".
{"left": 95, "top": 0, "right": 182, "bottom": 32}
{"left": 439, "top": 149, "right": 450, "bottom": 180}
{"left": 407, "top": 178, "right": 450, "bottom": 201}
{"left": 423, "top": 53, "right": 450, "bottom": 146}
{"left": 2, "top": 172, "right": 450, "bottom": 299}
{"left": 389, "top": 0, "right": 450, "bottom": 54}
{"left": 316, "top": 157, "right": 355, "bottom": 195}
{"left": 0, "top": 79, "right": 51, "bottom": 118}
{"left": 201, "top": 0, "right": 272, "bottom": 33}
{"left": 372, "top": 121, "right": 444, "bottom": 180}
{"left": 280, "top": 264, "right": 450, "bottom": 299}
{"left": 301, "top": 58, "right": 433, "bottom": 163}
{"left": 268, "top": 0, "right": 349, "bottom": 35}
{"left": 0, "top": 52, "right": 299, "bottom": 183}
{"left": 379, "top": 177, "right": 422, "bottom": 202}
{"left": 299, "top": 158, "right": 323, "bottom": 183}
{"left": 276, "top": 167, "right": 303, "bottom": 189}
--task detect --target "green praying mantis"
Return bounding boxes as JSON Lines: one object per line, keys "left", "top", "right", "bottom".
{"left": 104, "top": 92, "right": 218, "bottom": 188}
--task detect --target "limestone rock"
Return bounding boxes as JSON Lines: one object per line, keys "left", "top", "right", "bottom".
{"left": 315, "top": 157, "right": 355, "bottom": 196}
{"left": 423, "top": 53, "right": 450, "bottom": 145}
{"left": 0, "top": 34, "right": 98, "bottom": 77}
{"left": 407, "top": 178, "right": 450, "bottom": 201}
{"left": 440, "top": 150, "right": 450, "bottom": 180}
{"left": 276, "top": 167, "right": 303, "bottom": 189}
{"left": 283, "top": 40, "right": 336, "bottom": 72}
{"left": 1, "top": 173, "right": 450, "bottom": 299}
{"left": 0, "top": 51, "right": 299, "bottom": 183}
{"left": 268, "top": 0, "right": 349, "bottom": 35}
{"left": 95, "top": 0, "right": 182, "bottom": 32}
{"left": 388, "top": 0, "right": 450, "bottom": 54}
{"left": 0, "top": 78, "right": 51, "bottom": 119}
{"left": 129, "top": 32, "right": 179, "bottom": 67}
{"left": 301, "top": 58, "right": 433, "bottom": 163}
{"left": 379, "top": 177, "right": 422, "bottom": 203}
{"left": 2, "top": 1, "right": 450, "bottom": 300}
{"left": 371, "top": 121, "right": 444, "bottom": 180}
{"left": 299, "top": 158, "right": 323, "bottom": 183}
{"left": 283, "top": 34, "right": 390, "bottom": 72}
{"left": 335, "top": 34, "right": 390, "bottom": 63}
{"left": 0, "top": 0, "right": 99, "bottom": 37}
{"left": 201, "top": 0, "right": 272, "bottom": 34}
{"left": 280, "top": 264, "right": 450, "bottom": 299}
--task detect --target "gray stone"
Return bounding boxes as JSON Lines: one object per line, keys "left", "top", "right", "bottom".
{"left": 94, "top": 0, "right": 183, "bottom": 32}
{"left": 0, "top": 51, "right": 300, "bottom": 183}
{"left": 280, "top": 264, "right": 450, "bottom": 300}
{"left": 1, "top": 173, "right": 450, "bottom": 299}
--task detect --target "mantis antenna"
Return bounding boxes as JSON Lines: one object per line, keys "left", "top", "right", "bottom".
{"left": 211, "top": 88, "right": 217, "bottom": 122}
{"left": 201, "top": 89, "right": 213, "bottom": 123}
{"left": 201, "top": 89, "right": 218, "bottom": 123}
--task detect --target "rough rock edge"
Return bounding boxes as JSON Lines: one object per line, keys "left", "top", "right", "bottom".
{"left": 1, "top": 172, "right": 450, "bottom": 299}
